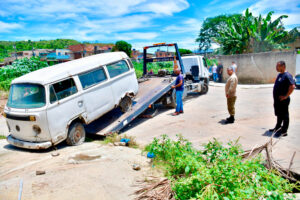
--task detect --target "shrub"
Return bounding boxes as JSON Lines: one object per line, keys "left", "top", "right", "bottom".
{"left": 0, "top": 57, "right": 48, "bottom": 91}
{"left": 145, "top": 135, "right": 298, "bottom": 200}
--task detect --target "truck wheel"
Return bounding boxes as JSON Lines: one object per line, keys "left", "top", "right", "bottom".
{"left": 201, "top": 83, "right": 209, "bottom": 94}
{"left": 162, "top": 89, "right": 176, "bottom": 108}
{"left": 66, "top": 122, "right": 86, "bottom": 146}
{"left": 120, "top": 96, "right": 132, "bottom": 113}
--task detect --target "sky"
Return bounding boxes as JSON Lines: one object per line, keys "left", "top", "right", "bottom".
{"left": 0, "top": 0, "right": 299, "bottom": 51}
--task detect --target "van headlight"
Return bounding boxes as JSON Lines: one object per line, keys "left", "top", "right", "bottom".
{"left": 33, "top": 125, "right": 41, "bottom": 135}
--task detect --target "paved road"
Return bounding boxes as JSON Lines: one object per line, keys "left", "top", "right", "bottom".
{"left": 124, "top": 85, "right": 300, "bottom": 173}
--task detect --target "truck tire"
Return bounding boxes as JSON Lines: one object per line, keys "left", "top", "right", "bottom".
{"left": 201, "top": 83, "right": 209, "bottom": 94}
{"left": 120, "top": 96, "right": 132, "bottom": 113}
{"left": 162, "top": 89, "right": 176, "bottom": 108}
{"left": 66, "top": 122, "right": 86, "bottom": 146}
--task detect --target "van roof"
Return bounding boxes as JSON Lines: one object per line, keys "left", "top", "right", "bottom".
{"left": 12, "top": 52, "right": 128, "bottom": 85}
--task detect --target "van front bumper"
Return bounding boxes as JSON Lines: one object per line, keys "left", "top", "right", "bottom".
{"left": 7, "top": 135, "right": 52, "bottom": 149}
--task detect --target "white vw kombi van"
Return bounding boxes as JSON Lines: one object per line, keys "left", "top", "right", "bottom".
{"left": 4, "top": 52, "right": 138, "bottom": 149}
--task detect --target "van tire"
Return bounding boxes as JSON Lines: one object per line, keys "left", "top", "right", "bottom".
{"left": 201, "top": 83, "right": 208, "bottom": 94}
{"left": 66, "top": 122, "right": 86, "bottom": 146}
{"left": 120, "top": 96, "right": 132, "bottom": 113}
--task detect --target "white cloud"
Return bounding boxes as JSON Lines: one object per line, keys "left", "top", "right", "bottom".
{"left": 2, "top": 0, "right": 188, "bottom": 18}
{"left": 163, "top": 18, "right": 202, "bottom": 34}
{"left": 115, "top": 32, "right": 158, "bottom": 40}
{"left": 249, "top": 0, "right": 300, "bottom": 15}
{"left": 0, "top": 21, "right": 22, "bottom": 32}
{"left": 248, "top": 0, "right": 300, "bottom": 28}
{"left": 138, "top": 0, "right": 189, "bottom": 15}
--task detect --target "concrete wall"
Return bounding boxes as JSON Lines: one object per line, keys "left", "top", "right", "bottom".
{"left": 211, "top": 51, "right": 297, "bottom": 84}
{"left": 296, "top": 54, "right": 300, "bottom": 75}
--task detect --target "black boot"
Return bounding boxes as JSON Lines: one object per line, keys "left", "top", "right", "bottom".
{"left": 225, "top": 115, "right": 235, "bottom": 124}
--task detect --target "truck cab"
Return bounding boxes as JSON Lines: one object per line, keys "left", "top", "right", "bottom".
{"left": 181, "top": 55, "right": 210, "bottom": 85}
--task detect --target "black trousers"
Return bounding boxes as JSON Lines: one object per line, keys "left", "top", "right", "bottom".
{"left": 274, "top": 98, "right": 290, "bottom": 132}
{"left": 218, "top": 73, "right": 223, "bottom": 82}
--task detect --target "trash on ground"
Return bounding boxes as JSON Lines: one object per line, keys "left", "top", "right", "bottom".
{"left": 36, "top": 170, "right": 46, "bottom": 175}
{"left": 132, "top": 164, "right": 141, "bottom": 171}
{"left": 114, "top": 142, "right": 126, "bottom": 146}
{"left": 51, "top": 152, "right": 60, "bottom": 157}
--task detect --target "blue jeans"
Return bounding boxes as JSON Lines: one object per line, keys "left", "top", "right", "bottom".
{"left": 176, "top": 90, "right": 183, "bottom": 113}
{"left": 213, "top": 73, "right": 218, "bottom": 81}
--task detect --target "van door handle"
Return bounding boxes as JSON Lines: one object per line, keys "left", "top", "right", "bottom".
{"left": 78, "top": 100, "right": 83, "bottom": 107}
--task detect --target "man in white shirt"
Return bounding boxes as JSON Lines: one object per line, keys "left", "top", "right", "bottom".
{"left": 231, "top": 61, "right": 237, "bottom": 73}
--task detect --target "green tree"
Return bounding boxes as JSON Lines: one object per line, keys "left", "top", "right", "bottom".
{"left": 112, "top": 40, "right": 132, "bottom": 57}
{"left": 178, "top": 48, "right": 193, "bottom": 55}
{"left": 196, "top": 14, "right": 241, "bottom": 51}
{"left": 197, "top": 9, "right": 298, "bottom": 54}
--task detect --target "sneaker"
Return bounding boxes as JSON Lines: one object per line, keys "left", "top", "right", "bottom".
{"left": 281, "top": 132, "right": 288, "bottom": 137}
{"left": 269, "top": 127, "right": 281, "bottom": 132}
{"left": 172, "top": 112, "right": 179, "bottom": 116}
{"left": 179, "top": 111, "right": 184, "bottom": 114}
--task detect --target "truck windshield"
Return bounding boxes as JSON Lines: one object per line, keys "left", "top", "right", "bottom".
{"left": 7, "top": 83, "right": 46, "bottom": 109}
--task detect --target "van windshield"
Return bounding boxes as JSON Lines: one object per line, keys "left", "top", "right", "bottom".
{"left": 7, "top": 83, "right": 46, "bottom": 109}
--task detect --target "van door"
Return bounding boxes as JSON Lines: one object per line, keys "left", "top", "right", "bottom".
{"left": 46, "top": 77, "right": 85, "bottom": 143}
{"left": 78, "top": 67, "right": 114, "bottom": 122}
{"left": 106, "top": 60, "right": 137, "bottom": 105}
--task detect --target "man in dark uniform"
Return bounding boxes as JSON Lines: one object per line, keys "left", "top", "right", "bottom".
{"left": 270, "top": 61, "right": 295, "bottom": 137}
{"left": 217, "top": 62, "right": 223, "bottom": 82}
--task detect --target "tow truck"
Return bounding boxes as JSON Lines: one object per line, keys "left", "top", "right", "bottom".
{"left": 87, "top": 43, "right": 209, "bottom": 136}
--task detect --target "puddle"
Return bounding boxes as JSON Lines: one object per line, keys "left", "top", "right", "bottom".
{"left": 69, "top": 153, "right": 101, "bottom": 162}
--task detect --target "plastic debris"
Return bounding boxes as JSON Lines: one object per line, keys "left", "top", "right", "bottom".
{"left": 147, "top": 152, "right": 155, "bottom": 158}
{"left": 120, "top": 138, "right": 130, "bottom": 144}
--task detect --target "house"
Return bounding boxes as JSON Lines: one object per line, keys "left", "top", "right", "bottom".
{"left": 46, "top": 49, "right": 72, "bottom": 64}
{"left": 131, "top": 49, "right": 142, "bottom": 60}
{"left": 68, "top": 44, "right": 113, "bottom": 59}
{"left": 155, "top": 49, "right": 174, "bottom": 58}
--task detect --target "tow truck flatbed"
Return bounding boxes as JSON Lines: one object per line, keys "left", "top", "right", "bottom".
{"left": 85, "top": 76, "right": 175, "bottom": 136}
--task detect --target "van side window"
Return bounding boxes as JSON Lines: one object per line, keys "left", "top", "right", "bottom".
{"left": 51, "top": 78, "right": 77, "bottom": 102}
{"left": 106, "top": 60, "right": 129, "bottom": 78}
{"left": 79, "top": 68, "right": 107, "bottom": 89}
{"left": 49, "top": 85, "right": 58, "bottom": 103}
{"left": 127, "top": 59, "right": 134, "bottom": 68}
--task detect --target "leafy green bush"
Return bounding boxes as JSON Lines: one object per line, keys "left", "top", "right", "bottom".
{"left": 132, "top": 61, "right": 174, "bottom": 78}
{"left": 145, "top": 135, "right": 298, "bottom": 200}
{"left": 0, "top": 57, "right": 48, "bottom": 91}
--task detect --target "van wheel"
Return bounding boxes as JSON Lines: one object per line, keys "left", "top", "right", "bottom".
{"left": 66, "top": 122, "right": 86, "bottom": 146}
{"left": 120, "top": 96, "right": 132, "bottom": 113}
{"left": 201, "top": 83, "right": 208, "bottom": 94}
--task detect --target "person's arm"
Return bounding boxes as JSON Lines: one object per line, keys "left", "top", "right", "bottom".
{"left": 279, "top": 84, "right": 295, "bottom": 101}
{"left": 172, "top": 79, "right": 183, "bottom": 89}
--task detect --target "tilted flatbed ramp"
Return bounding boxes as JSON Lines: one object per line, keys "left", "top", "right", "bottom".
{"left": 85, "top": 76, "right": 175, "bottom": 136}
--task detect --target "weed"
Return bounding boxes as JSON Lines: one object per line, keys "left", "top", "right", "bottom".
{"left": 0, "top": 135, "right": 6, "bottom": 140}
{"left": 145, "top": 135, "right": 298, "bottom": 200}
{"left": 103, "top": 133, "right": 138, "bottom": 148}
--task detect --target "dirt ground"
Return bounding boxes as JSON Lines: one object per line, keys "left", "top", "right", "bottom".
{"left": 0, "top": 85, "right": 299, "bottom": 200}
{"left": 0, "top": 141, "right": 155, "bottom": 200}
